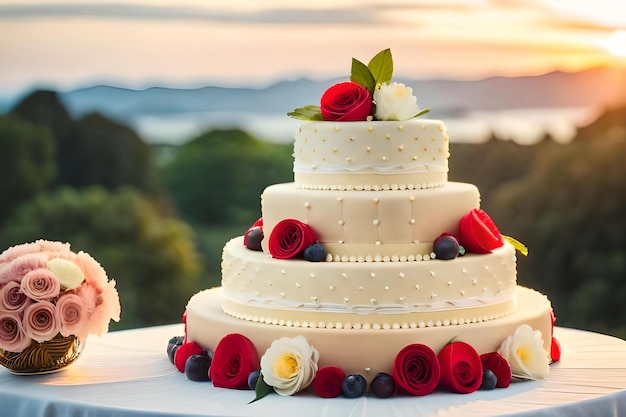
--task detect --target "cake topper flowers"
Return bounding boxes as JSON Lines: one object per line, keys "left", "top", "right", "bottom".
{"left": 289, "top": 48, "right": 430, "bottom": 122}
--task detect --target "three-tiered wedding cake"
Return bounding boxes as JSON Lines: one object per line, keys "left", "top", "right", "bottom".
{"left": 180, "top": 49, "right": 556, "bottom": 396}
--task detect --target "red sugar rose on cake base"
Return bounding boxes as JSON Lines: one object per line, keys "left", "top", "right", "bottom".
{"left": 438, "top": 341, "right": 483, "bottom": 394}
{"left": 393, "top": 343, "right": 440, "bottom": 396}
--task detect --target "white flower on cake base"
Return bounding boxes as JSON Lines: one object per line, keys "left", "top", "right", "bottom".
{"left": 373, "top": 82, "right": 421, "bottom": 121}
{"left": 260, "top": 335, "right": 319, "bottom": 396}
{"left": 498, "top": 324, "right": 550, "bottom": 380}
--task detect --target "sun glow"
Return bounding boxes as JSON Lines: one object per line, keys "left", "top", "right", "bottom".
{"left": 604, "top": 30, "right": 626, "bottom": 58}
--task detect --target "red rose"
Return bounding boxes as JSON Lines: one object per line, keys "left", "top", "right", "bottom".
{"left": 393, "top": 343, "right": 440, "bottom": 396}
{"left": 458, "top": 209, "right": 504, "bottom": 254}
{"left": 210, "top": 333, "right": 260, "bottom": 389}
{"left": 480, "top": 352, "right": 511, "bottom": 388}
{"left": 174, "top": 341, "right": 205, "bottom": 373}
{"left": 268, "top": 219, "right": 317, "bottom": 259}
{"left": 438, "top": 341, "right": 482, "bottom": 394}
{"left": 312, "top": 366, "right": 345, "bottom": 398}
{"left": 550, "top": 337, "right": 561, "bottom": 363}
{"left": 320, "top": 82, "right": 373, "bottom": 121}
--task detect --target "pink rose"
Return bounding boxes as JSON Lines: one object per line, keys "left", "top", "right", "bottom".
{"left": 0, "top": 312, "right": 32, "bottom": 353}
{"left": 0, "top": 254, "right": 47, "bottom": 285}
{"left": 74, "top": 251, "right": 108, "bottom": 291}
{"left": 22, "top": 301, "right": 60, "bottom": 343}
{"left": 56, "top": 294, "right": 89, "bottom": 339}
{"left": 86, "top": 280, "right": 121, "bottom": 336}
{"left": 320, "top": 82, "right": 373, "bottom": 121}
{"left": 0, "top": 240, "right": 70, "bottom": 266}
{"left": 20, "top": 268, "right": 61, "bottom": 301}
{"left": 0, "top": 281, "right": 31, "bottom": 313}
{"left": 77, "top": 283, "right": 99, "bottom": 313}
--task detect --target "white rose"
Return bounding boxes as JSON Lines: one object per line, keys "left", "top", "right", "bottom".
{"left": 498, "top": 324, "right": 550, "bottom": 380}
{"left": 260, "top": 336, "right": 319, "bottom": 396}
{"left": 47, "top": 258, "right": 85, "bottom": 290}
{"left": 373, "top": 82, "right": 421, "bottom": 121}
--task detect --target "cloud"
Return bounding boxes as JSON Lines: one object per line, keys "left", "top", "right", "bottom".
{"left": 0, "top": 1, "right": 486, "bottom": 25}
{"left": 0, "top": 2, "right": 379, "bottom": 24}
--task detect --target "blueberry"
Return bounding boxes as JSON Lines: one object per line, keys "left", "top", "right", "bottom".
{"left": 341, "top": 373, "right": 367, "bottom": 398}
{"left": 185, "top": 353, "right": 212, "bottom": 382}
{"left": 303, "top": 243, "right": 327, "bottom": 262}
{"left": 168, "top": 344, "right": 180, "bottom": 365}
{"left": 248, "top": 370, "right": 260, "bottom": 390}
{"left": 370, "top": 372, "right": 395, "bottom": 398}
{"left": 245, "top": 227, "right": 264, "bottom": 251}
{"left": 167, "top": 335, "right": 184, "bottom": 359}
{"left": 434, "top": 235, "right": 460, "bottom": 260}
{"left": 480, "top": 369, "right": 497, "bottom": 390}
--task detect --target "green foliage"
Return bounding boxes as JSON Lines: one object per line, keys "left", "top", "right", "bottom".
{"left": 11, "top": 90, "right": 157, "bottom": 194}
{"left": 350, "top": 57, "right": 376, "bottom": 93}
{"left": 0, "top": 114, "right": 56, "bottom": 224}
{"left": 366, "top": 48, "right": 393, "bottom": 87}
{"left": 65, "top": 113, "right": 158, "bottom": 192}
{"left": 159, "top": 129, "right": 292, "bottom": 225}
{"left": 492, "top": 106, "right": 626, "bottom": 338}
{"left": 351, "top": 48, "right": 393, "bottom": 92}
{"left": 193, "top": 224, "right": 243, "bottom": 289}
{"left": 0, "top": 186, "right": 203, "bottom": 329}
{"left": 287, "top": 105, "right": 323, "bottom": 121}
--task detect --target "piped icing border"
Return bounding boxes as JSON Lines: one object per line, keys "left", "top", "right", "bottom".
{"left": 220, "top": 292, "right": 517, "bottom": 330}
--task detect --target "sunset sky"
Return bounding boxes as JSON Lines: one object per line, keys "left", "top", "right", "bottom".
{"left": 2, "top": 0, "right": 626, "bottom": 96}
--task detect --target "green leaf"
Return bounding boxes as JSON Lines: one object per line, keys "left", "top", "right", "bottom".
{"left": 411, "top": 108, "right": 431, "bottom": 118}
{"left": 350, "top": 58, "right": 376, "bottom": 93}
{"left": 368, "top": 48, "right": 393, "bottom": 86}
{"left": 248, "top": 372, "right": 275, "bottom": 404}
{"left": 287, "top": 105, "right": 323, "bottom": 121}
{"left": 503, "top": 235, "right": 529, "bottom": 256}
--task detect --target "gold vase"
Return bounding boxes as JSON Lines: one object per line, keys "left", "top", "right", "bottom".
{"left": 0, "top": 334, "right": 84, "bottom": 375}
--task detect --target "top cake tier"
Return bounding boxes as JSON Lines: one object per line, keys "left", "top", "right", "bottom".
{"left": 293, "top": 119, "right": 449, "bottom": 190}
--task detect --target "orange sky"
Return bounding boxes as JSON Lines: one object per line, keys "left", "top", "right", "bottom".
{"left": 1, "top": 0, "right": 625, "bottom": 96}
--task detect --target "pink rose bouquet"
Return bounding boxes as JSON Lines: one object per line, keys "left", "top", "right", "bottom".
{"left": 0, "top": 240, "right": 121, "bottom": 354}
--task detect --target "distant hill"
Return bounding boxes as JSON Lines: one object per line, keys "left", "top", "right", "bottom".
{"left": 2, "top": 65, "right": 624, "bottom": 144}
{"left": 52, "top": 66, "right": 625, "bottom": 118}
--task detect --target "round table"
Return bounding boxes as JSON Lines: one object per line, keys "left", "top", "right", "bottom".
{"left": 1, "top": 325, "right": 625, "bottom": 417}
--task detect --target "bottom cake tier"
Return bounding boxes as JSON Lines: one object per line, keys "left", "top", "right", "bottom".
{"left": 185, "top": 286, "right": 552, "bottom": 380}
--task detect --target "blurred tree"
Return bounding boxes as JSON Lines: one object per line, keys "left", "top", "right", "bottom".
{"left": 11, "top": 90, "right": 157, "bottom": 194}
{"left": 494, "top": 105, "right": 626, "bottom": 338}
{"left": 67, "top": 112, "right": 157, "bottom": 192}
{"left": 449, "top": 134, "right": 560, "bottom": 223}
{"left": 0, "top": 186, "right": 203, "bottom": 329}
{"left": 160, "top": 129, "right": 292, "bottom": 225}
{"left": 0, "top": 114, "right": 56, "bottom": 224}
{"left": 10, "top": 90, "right": 74, "bottom": 137}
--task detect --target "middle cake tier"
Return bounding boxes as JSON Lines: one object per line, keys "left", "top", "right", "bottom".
{"left": 261, "top": 181, "right": 480, "bottom": 261}
{"left": 222, "top": 237, "right": 518, "bottom": 328}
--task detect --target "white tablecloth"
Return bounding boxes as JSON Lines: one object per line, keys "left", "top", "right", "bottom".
{"left": 1, "top": 325, "right": 625, "bottom": 417}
